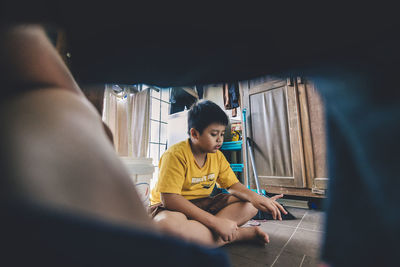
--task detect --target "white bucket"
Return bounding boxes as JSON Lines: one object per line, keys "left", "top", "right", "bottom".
{"left": 119, "top": 157, "right": 155, "bottom": 209}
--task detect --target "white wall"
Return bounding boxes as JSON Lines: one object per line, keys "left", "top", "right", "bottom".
{"left": 167, "top": 110, "right": 189, "bottom": 147}
{"left": 203, "top": 84, "right": 241, "bottom": 123}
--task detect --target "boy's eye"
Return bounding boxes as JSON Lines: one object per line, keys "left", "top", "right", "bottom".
{"left": 211, "top": 133, "right": 217, "bottom": 137}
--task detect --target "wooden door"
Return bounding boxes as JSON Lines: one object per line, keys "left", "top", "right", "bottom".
{"left": 297, "top": 78, "right": 328, "bottom": 194}
{"left": 245, "top": 77, "right": 306, "bottom": 188}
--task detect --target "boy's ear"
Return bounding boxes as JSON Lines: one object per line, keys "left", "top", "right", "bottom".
{"left": 189, "top": 128, "right": 200, "bottom": 140}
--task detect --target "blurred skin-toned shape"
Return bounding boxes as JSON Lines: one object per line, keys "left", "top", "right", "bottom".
{"left": 0, "top": 24, "right": 152, "bottom": 229}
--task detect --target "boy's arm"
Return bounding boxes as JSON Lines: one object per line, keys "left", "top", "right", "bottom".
{"left": 227, "top": 182, "right": 287, "bottom": 220}
{"left": 161, "top": 193, "right": 238, "bottom": 242}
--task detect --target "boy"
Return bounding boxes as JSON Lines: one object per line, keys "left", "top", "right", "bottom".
{"left": 150, "top": 100, "right": 287, "bottom": 247}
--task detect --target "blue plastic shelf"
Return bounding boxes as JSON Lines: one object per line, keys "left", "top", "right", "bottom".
{"left": 230, "top": 163, "right": 244, "bottom": 172}
{"left": 220, "top": 141, "right": 243, "bottom": 151}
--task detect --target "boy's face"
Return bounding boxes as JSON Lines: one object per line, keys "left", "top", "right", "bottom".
{"left": 192, "top": 123, "right": 226, "bottom": 153}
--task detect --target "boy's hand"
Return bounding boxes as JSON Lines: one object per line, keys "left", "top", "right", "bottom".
{"left": 250, "top": 194, "right": 287, "bottom": 220}
{"left": 211, "top": 217, "right": 238, "bottom": 242}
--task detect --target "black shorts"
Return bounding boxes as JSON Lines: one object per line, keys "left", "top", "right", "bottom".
{"left": 149, "top": 193, "right": 233, "bottom": 218}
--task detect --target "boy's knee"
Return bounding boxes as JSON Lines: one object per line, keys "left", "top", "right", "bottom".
{"left": 243, "top": 201, "right": 258, "bottom": 217}
{"left": 153, "top": 211, "right": 188, "bottom": 235}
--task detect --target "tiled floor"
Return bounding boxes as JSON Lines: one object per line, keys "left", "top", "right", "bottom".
{"left": 222, "top": 208, "right": 325, "bottom": 267}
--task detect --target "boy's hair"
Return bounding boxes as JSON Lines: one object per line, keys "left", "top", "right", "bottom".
{"left": 188, "top": 100, "right": 229, "bottom": 135}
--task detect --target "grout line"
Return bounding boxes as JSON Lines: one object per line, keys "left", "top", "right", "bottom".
{"left": 270, "top": 211, "right": 308, "bottom": 267}
{"left": 299, "top": 254, "right": 306, "bottom": 267}
{"left": 264, "top": 222, "right": 323, "bottom": 233}
{"left": 296, "top": 227, "right": 323, "bottom": 233}
{"left": 297, "top": 227, "right": 323, "bottom": 233}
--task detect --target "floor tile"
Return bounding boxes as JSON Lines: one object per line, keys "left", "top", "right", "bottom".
{"left": 228, "top": 253, "right": 269, "bottom": 267}
{"left": 272, "top": 250, "right": 304, "bottom": 267}
{"left": 225, "top": 209, "right": 325, "bottom": 266}
{"left": 259, "top": 223, "right": 297, "bottom": 248}
{"left": 298, "top": 210, "right": 325, "bottom": 232}
{"left": 300, "top": 255, "right": 319, "bottom": 267}
{"left": 258, "top": 208, "right": 308, "bottom": 228}
{"left": 224, "top": 242, "right": 282, "bottom": 266}
{"left": 285, "top": 207, "right": 308, "bottom": 218}
{"left": 223, "top": 242, "right": 256, "bottom": 256}
{"left": 224, "top": 223, "right": 296, "bottom": 266}
{"left": 284, "top": 229, "right": 323, "bottom": 258}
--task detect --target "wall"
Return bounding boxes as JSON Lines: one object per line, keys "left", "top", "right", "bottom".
{"left": 167, "top": 110, "right": 189, "bottom": 147}
{"left": 203, "top": 84, "right": 241, "bottom": 123}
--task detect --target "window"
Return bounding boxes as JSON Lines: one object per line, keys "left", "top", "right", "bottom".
{"left": 145, "top": 85, "right": 171, "bottom": 186}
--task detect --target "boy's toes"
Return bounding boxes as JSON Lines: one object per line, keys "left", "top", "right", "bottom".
{"left": 254, "top": 226, "right": 269, "bottom": 244}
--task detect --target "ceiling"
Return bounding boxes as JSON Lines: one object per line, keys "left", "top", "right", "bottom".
{"left": 2, "top": 1, "right": 399, "bottom": 87}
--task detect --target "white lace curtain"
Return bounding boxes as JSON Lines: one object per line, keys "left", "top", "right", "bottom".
{"left": 102, "top": 85, "right": 150, "bottom": 157}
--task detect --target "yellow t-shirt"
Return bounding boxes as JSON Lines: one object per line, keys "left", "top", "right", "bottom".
{"left": 150, "top": 139, "right": 239, "bottom": 205}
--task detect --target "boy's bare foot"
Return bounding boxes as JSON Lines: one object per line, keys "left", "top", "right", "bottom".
{"left": 236, "top": 226, "right": 269, "bottom": 245}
